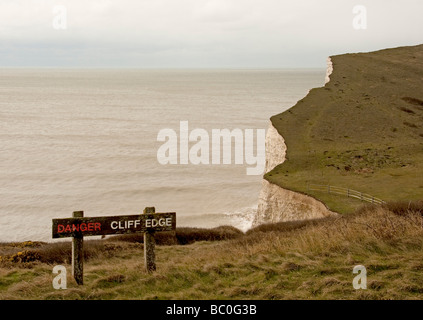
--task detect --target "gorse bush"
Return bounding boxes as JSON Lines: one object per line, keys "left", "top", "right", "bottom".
{"left": 0, "top": 240, "right": 125, "bottom": 266}
{"left": 109, "top": 225, "right": 244, "bottom": 245}
{"left": 8, "top": 250, "right": 41, "bottom": 263}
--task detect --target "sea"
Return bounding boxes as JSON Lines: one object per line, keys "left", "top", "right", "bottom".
{"left": 0, "top": 68, "right": 325, "bottom": 242}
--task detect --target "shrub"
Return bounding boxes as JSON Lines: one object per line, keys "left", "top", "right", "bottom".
{"left": 245, "top": 218, "right": 328, "bottom": 235}
{"left": 109, "top": 225, "right": 244, "bottom": 245}
{"left": 8, "top": 250, "right": 41, "bottom": 263}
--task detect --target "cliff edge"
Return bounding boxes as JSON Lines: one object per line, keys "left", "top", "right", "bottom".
{"left": 254, "top": 44, "right": 423, "bottom": 225}
{"left": 254, "top": 121, "right": 335, "bottom": 226}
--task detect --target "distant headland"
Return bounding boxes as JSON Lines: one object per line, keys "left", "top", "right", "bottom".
{"left": 255, "top": 44, "right": 423, "bottom": 225}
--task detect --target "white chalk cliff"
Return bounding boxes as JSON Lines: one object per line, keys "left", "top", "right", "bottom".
{"left": 253, "top": 59, "right": 336, "bottom": 226}
{"left": 325, "top": 57, "right": 333, "bottom": 84}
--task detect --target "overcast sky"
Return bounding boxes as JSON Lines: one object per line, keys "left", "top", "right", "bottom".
{"left": 1, "top": 0, "right": 422, "bottom": 68}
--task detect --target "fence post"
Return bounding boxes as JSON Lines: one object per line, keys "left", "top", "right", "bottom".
{"left": 72, "top": 211, "right": 84, "bottom": 285}
{"left": 143, "top": 207, "right": 156, "bottom": 273}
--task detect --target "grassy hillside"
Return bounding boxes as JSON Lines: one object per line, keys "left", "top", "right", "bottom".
{"left": 267, "top": 44, "right": 423, "bottom": 214}
{"left": 1, "top": 202, "right": 423, "bottom": 300}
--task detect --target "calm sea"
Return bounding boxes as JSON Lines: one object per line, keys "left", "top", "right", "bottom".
{"left": 0, "top": 69, "right": 325, "bottom": 242}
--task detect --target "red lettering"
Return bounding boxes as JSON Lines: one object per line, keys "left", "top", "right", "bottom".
{"left": 88, "top": 223, "right": 94, "bottom": 231}
{"left": 72, "top": 224, "right": 79, "bottom": 232}
{"left": 64, "top": 225, "right": 71, "bottom": 233}
{"left": 95, "top": 222, "right": 101, "bottom": 231}
{"left": 58, "top": 224, "right": 65, "bottom": 233}
{"left": 80, "top": 223, "right": 87, "bottom": 232}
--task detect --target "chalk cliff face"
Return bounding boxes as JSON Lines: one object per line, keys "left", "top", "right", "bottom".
{"left": 254, "top": 179, "right": 335, "bottom": 225}
{"left": 253, "top": 61, "right": 337, "bottom": 226}
{"left": 264, "top": 121, "right": 286, "bottom": 173}
{"left": 325, "top": 57, "right": 333, "bottom": 84}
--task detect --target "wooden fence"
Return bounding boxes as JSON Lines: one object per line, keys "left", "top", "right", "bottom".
{"left": 307, "top": 184, "right": 386, "bottom": 205}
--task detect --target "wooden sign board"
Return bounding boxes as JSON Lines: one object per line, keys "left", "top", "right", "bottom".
{"left": 52, "top": 212, "right": 176, "bottom": 238}
{"left": 53, "top": 208, "right": 174, "bottom": 283}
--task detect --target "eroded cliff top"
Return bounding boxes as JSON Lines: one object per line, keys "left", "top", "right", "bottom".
{"left": 267, "top": 44, "right": 423, "bottom": 213}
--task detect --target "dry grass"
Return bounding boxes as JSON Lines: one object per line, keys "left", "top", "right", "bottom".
{"left": 110, "top": 225, "right": 243, "bottom": 245}
{"left": 1, "top": 201, "right": 423, "bottom": 300}
{"left": 0, "top": 226, "right": 244, "bottom": 266}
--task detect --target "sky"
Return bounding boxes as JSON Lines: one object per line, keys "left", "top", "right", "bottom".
{"left": 0, "top": 0, "right": 422, "bottom": 68}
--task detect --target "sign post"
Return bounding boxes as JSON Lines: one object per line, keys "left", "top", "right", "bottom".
{"left": 72, "top": 211, "right": 84, "bottom": 285}
{"left": 143, "top": 207, "right": 156, "bottom": 273}
{"left": 52, "top": 208, "right": 176, "bottom": 284}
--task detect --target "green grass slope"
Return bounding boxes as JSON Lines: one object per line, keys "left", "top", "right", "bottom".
{"left": 267, "top": 44, "right": 423, "bottom": 214}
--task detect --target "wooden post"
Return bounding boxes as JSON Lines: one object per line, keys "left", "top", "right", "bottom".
{"left": 143, "top": 207, "right": 156, "bottom": 273}
{"left": 72, "top": 211, "right": 84, "bottom": 285}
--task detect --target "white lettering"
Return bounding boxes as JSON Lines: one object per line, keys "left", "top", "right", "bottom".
{"left": 157, "top": 121, "right": 266, "bottom": 175}
{"left": 145, "top": 218, "right": 173, "bottom": 229}
{"left": 52, "top": 5, "right": 67, "bottom": 30}
{"left": 157, "top": 129, "right": 178, "bottom": 165}
{"left": 52, "top": 265, "right": 67, "bottom": 290}
{"left": 212, "top": 128, "right": 244, "bottom": 165}
{"left": 167, "top": 304, "right": 200, "bottom": 317}
{"left": 112, "top": 220, "right": 141, "bottom": 230}
{"left": 353, "top": 265, "right": 367, "bottom": 289}
{"left": 189, "top": 128, "right": 210, "bottom": 165}
{"left": 180, "top": 121, "right": 189, "bottom": 165}
{"left": 353, "top": 5, "right": 367, "bottom": 30}
{"left": 245, "top": 129, "right": 265, "bottom": 176}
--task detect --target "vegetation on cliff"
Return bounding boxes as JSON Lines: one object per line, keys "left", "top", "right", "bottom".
{"left": 267, "top": 44, "right": 423, "bottom": 214}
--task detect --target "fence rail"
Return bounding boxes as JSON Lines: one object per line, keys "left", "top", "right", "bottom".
{"left": 307, "top": 184, "right": 386, "bottom": 205}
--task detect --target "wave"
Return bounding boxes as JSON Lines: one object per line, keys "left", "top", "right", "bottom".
{"left": 176, "top": 205, "right": 257, "bottom": 232}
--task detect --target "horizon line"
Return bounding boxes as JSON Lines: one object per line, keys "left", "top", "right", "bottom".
{"left": 0, "top": 66, "right": 326, "bottom": 70}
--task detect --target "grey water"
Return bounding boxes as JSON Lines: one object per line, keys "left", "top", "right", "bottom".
{"left": 0, "top": 68, "right": 325, "bottom": 242}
